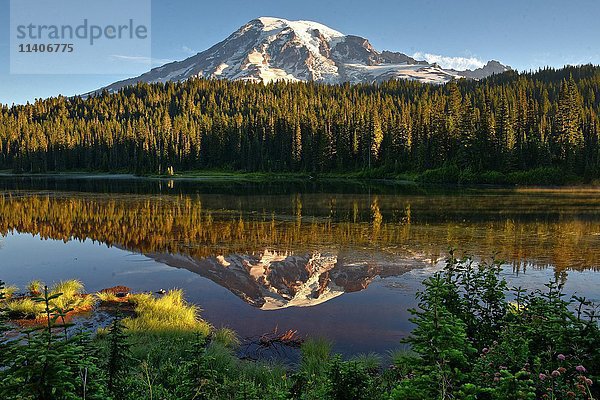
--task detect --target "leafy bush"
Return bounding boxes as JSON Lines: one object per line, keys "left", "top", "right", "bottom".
{"left": 417, "top": 165, "right": 461, "bottom": 184}
{"left": 506, "top": 167, "right": 575, "bottom": 185}
{"left": 393, "top": 253, "right": 600, "bottom": 399}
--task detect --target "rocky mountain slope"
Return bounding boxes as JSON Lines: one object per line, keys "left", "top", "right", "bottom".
{"left": 99, "top": 17, "right": 510, "bottom": 93}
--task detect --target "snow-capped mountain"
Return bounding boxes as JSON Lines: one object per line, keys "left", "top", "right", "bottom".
{"left": 99, "top": 17, "right": 510, "bottom": 92}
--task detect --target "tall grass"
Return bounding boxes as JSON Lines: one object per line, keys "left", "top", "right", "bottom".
{"left": 352, "top": 352, "right": 382, "bottom": 372}
{"left": 212, "top": 327, "right": 240, "bottom": 349}
{"left": 300, "top": 338, "right": 332, "bottom": 377}
{"left": 238, "top": 359, "right": 289, "bottom": 390}
{"left": 123, "top": 290, "right": 210, "bottom": 335}
{"left": 204, "top": 342, "right": 238, "bottom": 374}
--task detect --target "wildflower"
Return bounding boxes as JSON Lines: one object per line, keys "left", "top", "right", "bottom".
{"left": 576, "top": 365, "right": 587, "bottom": 373}
{"left": 539, "top": 373, "right": 547, "bottom": 381}
{"left": 558, "top": 367, "right": 566, "bottom": 374}
{"left": 557, "top": 354, "right": 566, "bottom": 361}
{"left": 493, "top": 377, "right": 500, "bottom": 383}
{"left": 566, "top": 392, "right": 576, "bottom": 398}
{"left": 585, "top": 378, "right": 593, "bottom": 386}
{"left": 551, "top": 370, "right": 560, "bottom": 377}
{"left": 499, "top": 365, "right": 507, "bottom": 370}
{"left": 482, "top": 347, "right": 489, "bottom": 354}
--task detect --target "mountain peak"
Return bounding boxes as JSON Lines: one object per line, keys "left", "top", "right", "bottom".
{"left": 95, "top": 17, "right": 510, "bottom": 94}
{"left": 252, "top": 17, "right": 346, "bottom": 40}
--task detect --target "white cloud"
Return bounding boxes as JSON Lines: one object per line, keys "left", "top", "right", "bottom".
{"left": 181, "top": 45, "right": 197, "bottom": 56}
{"left": 110, "top": 55, "right": 175, "bottom": 67}
{"left": 411, "top": 52, "right": 485, "bottom": 71}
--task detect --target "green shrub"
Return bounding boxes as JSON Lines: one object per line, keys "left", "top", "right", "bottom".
{"left": 417, "top": 165, "right": 461, "bottom": 184}
{"left": 478, "top": 170, "right": 507, "bottom": 184}
{"left": 0, "top": 286, "right": 107, "bottom": 399}
{"left": 507, "top": 167, "right": 578, "bottom": 185}
{"left": 395, "top": 254, "right": 600, "bottom": 399}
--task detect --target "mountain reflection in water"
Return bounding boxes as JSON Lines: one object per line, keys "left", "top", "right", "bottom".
{"left": 147, "top": 250, "right": 429, "bottom": 309}
{"left": 1, "top": 178, "right": 600, "bottom": 353}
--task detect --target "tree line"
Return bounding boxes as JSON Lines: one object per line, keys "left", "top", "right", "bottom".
{"left": 1, "top": 64, "right": 599, "bottom": 178}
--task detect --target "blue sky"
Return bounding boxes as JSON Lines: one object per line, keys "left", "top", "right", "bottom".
{"left": 1, "top": 0, "right": 599, "bottom": 105}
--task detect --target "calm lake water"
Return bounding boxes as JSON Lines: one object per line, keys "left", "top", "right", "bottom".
{"left": 1, "top": 175, "right": 599, "bottom": 355}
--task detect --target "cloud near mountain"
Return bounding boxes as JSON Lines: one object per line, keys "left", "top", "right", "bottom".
{"left": 410, "top": 52, "right": 485, "bottom": 71}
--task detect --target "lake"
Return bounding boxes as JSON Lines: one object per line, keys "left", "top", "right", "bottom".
{"left": 1, "top": 175, "right": 599, "bottom": 355}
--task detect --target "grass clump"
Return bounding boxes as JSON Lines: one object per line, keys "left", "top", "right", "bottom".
{"left": 96, "top": 291, "right": 120, "bottom": 303}
{"left": 212, "top": 327, "right": 240, "bottom": 349}
{"left": 26, "top": 280, "right": 44, "bottom": 296}
{"left": 49, "top": 279, "right": 96, "bottom": 311}
{"left": 123, "top": 290, "right": 210, "bottom": 335}
{"left": 300, "top": 338, "right": 332, "bottom": 377}
{"left": 352, "top": 352, "right": 382, "bottom": 372}
{"left": 5, "top": 298, "right": 45, "bottom": 319}
{"left": 3, "top": 279, "right": 95, "bottom": 320}
{"left": 3, "top": 285, "right": 18, "bottom": 299}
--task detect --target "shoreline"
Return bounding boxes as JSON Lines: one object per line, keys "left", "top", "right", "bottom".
{"left": 0, "top": 169, "right": 599, "bottom": 189}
